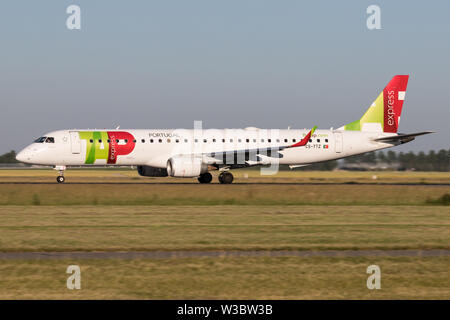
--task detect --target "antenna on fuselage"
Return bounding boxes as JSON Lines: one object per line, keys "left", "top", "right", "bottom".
{"left": 116, "top": 125, "right": 120, "bottom": 130}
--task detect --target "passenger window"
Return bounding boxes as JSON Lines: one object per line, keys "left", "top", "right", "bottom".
{"left": 195, "top": 139, "right": 198, "bottom": 143}
{"left": 253, "top": 139, "right": 256, "bottom": 143}
{"left": 124, "top": 139, "right": 128, "bottom": 143}
{"left": 89, "top": 139, "right": 94, "bottom": 143}
{"left": 142, "top": 139, "right": 146, "bottom": 143}
{"left": 246, "top": 139, "right": 249, "bottom": 143}
{"left": 167, "top": 139, "right": 171, "bottom": 143}
{"left": 203, "top": 139, "right": 207, "bottom": 143}
{"left": 116, "top": 139, "right": 119, "bottom": 143}
{"left": 284, "top": 139, "right": 288, "bottom": 143}
{"left": 176, "top": 139, "right": 179, "bottom": 143}
{"left": 268, "top": 139, "right": 271, "bottom": 143}
{"left": 158, "top": 139, "right": 162, "bottom": 143}
{"left": 309, "top": 139, "right": 312, "bottom": 142}
{"left": 325, "top": 139, "right": 328, "bottom": 143}
{"left": 276, "top": 139, "right": 280, "bottom": 143}
{"left": 184, "top": 139, "right": 188, "bottom": 143}
{"left": 133, "top": 139, "right": 136, "bottom": 143}
{"left": 292, "top": 139, "right": 296, "bottom": 142}
{"left": 107, "top": 139, "right": 111, "bottom": 143}
{"left": 230, "top": 139, "right": 233, "bottom": 143}
{"left": 213, "top": 139, "right": 216, "bottom": 143}
{"left": 317, "top": 139, "right": 320, "bottom": 143}
{"left": 222, "top": 139, "right": 225, "bottom": 143}
{"left": 99, "top": 139, "right": 102, "bottom": 143}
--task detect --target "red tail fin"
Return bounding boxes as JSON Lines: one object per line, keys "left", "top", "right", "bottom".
{"left": 383, "top": 75, "right": 409, "bottom": 133}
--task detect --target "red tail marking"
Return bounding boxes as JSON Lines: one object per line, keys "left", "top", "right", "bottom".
{"left": 383, "top": 75, "right": 409, "bottom": 133}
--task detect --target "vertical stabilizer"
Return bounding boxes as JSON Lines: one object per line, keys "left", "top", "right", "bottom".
{"left": 339, "top": 75, "right": 409, "bottom": 133}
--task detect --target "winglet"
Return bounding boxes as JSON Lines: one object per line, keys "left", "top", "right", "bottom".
{"left": 290, "top": 126, "right": 317, "bottom": 148}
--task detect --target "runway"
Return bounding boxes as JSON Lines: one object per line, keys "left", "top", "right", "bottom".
{"left": 0, "top": 249, "right": 449, "bottom": 260}
{"left": 0, "top": 182, "right": 449, "bottom": 186}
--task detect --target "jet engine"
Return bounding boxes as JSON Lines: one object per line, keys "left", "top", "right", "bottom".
{"left": 166, "top": 156, "right": 208, "bottom": 178}
{"left": 137, "top": 165, "right": 168, "bottom": 177}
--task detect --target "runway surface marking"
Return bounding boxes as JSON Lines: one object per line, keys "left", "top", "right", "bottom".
{"left": 0, "top": 250, "right": 449, "bottom": 259}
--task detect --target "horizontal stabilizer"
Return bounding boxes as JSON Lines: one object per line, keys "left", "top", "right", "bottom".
{"left": 374, "top": 131, "right": 434, "bottom": 144}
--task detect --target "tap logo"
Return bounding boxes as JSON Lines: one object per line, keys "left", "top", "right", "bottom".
{"left": 79, "top": 131, "right": 136, "bottom": 164}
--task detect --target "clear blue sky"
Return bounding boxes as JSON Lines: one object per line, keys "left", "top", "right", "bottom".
{"left": 1, "top": 0, "right": 449, "bottom": 153}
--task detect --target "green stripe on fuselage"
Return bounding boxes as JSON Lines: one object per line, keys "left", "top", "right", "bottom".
{"left": 79, "top": 131, "right": 109, "bottom": 164}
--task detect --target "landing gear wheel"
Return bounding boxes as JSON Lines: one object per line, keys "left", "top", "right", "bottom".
{"left": 219, "top": 172, "right": 234, "bottom": 184}
{"left": 56, "top": 176, "right": 65, "bottom": 184}
{"left": 198, "top": 172, "right": 213, "bottom": 184}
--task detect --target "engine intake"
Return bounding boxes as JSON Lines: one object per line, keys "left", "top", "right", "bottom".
{"left": 167, "top": 156, "right": 208, "bottom": 178}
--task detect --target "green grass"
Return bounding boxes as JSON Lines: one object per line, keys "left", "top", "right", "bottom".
{"left": 0, "top": 206, "right": 448, "bottom": 252}
{"left": 0, "top": 256, "right": 449, "bottom": 299}
{"left": 426, "top": 193, "right": 450, "bottom": 205}
{"left": 0, "top": 184, "right": 449, "bottom": 206}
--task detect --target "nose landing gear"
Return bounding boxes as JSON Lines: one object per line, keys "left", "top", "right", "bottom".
{"left": 54, "top": 165, "right": 66, "bottom": 184}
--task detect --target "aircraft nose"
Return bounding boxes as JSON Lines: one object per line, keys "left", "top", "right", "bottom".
{"left": 16, "top": 149, "right": 31, "bottom": 163}
{"left": 16, "top": 150, "right": 26, "bottom": 162}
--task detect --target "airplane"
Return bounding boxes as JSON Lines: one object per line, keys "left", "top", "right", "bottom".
{"left": 16, "top": 75, "right": 433, "bottom": 184}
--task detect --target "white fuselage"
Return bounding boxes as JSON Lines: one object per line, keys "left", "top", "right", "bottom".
{"left": 16, "top": 128, "right": 396, "bottom": 169}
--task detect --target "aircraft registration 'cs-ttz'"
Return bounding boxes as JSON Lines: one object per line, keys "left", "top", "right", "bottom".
{"left": 17, "top": 75, "right": 433, "bottom": 184}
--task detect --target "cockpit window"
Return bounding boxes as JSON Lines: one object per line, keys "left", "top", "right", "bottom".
{"left": 34, "top": 136, "right": 55, "bottom": 143}
{"left": 34, "top": 137, "right": 46, "bottom": 143}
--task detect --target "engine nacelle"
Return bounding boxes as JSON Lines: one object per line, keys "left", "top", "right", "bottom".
{"left": 167, "top": 156, "right": 208, "bottom": 178}
{"left": 137, "top": 165, "right": 168, "bottom": 177}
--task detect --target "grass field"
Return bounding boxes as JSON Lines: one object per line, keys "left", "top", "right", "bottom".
{"left": 0, "top": 169, "right": 449, "bottom": 299}
{"left": 1, "top": 183, "right": 449, "bottom": 206}
{"left": 0, "top": 206, "right": 448, "bottom": 252}
{"left": 1, "top": 256, "right": 449, "bottom": 299}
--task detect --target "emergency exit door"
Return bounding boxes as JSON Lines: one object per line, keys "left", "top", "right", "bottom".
{"left": 334, "top": 132, "right": 343, "bottom": 153}
{"left": 70, "top": 131, "right": 81, "bottom": 154}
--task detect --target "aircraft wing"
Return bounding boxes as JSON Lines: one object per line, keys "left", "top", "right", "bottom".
{"left": 374, "top": 131, "right": 434, "bottom": 144}
{"left": 203, "top": 126, "right": 317, "bottom": 164}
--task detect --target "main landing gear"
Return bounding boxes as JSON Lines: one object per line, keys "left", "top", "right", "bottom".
{"left": 218, "top": 171, "right": 234, "bottom": 184}
{"left": 198, "top": 172, "right": 213, "bottom": 184}
{"left": 55, "top": 165, "right": 66, "bottom": 184}
{"left": 197, "top": 171, "right": 234, "bottom": 184}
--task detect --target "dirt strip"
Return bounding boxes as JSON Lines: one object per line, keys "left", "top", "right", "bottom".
{"left": 0, "top": 249, "right": 449, "bottom": 260}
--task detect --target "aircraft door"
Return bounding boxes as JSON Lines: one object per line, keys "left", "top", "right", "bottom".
{"left": 334, "top": 132, "right": 343, "bottom": 153}
{"left": 70, "top": 131, "right": 81, "bottom": 154}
